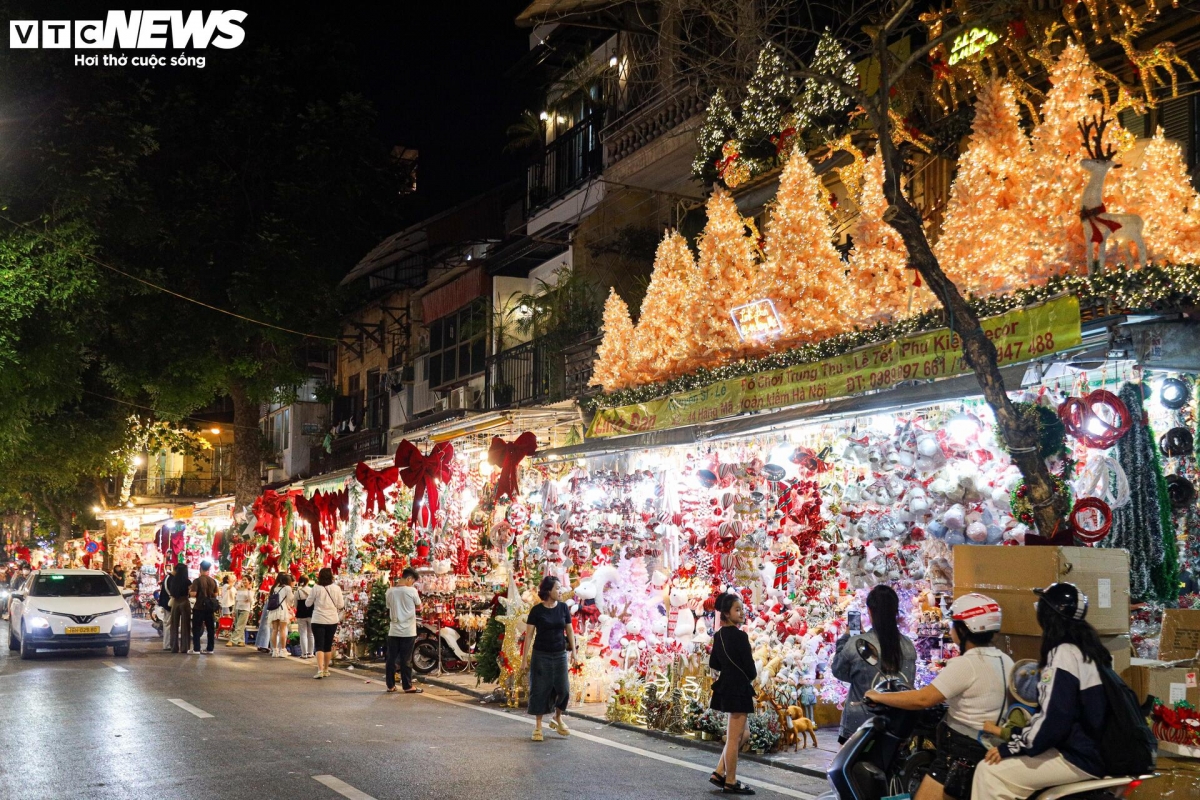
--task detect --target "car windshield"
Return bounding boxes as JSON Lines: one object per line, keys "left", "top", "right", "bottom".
{"left": 29, "top": 574, "right": 119, "bottom": 597}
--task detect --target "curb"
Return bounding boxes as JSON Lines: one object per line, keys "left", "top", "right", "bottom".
{"left": 365, "top": 665, "right": 829, "bottom": 780}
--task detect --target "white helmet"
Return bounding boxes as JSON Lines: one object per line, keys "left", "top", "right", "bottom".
{"left": 950, "top": 592, "right": 1002, "bottom": 633}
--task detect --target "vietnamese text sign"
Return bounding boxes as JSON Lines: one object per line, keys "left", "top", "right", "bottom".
{"left": 587, "top": 295, "right": 1081, "bottom": 438}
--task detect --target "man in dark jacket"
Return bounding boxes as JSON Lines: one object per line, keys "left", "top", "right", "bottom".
{"left": 166, "top": 563, "right": 191, "bottom": 653}
{"left": 191, "top": 561, "right": 219, "bottom": 655}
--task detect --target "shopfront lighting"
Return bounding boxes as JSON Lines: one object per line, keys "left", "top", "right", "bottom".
{"left": 210, "top": 427, "right": 221, "bottom": 435}
{"left": 767, "top": 444, "right": 798, "bottom": 479}
{"left": 92, "top": 506, "right": 102, "bottom": 514}
{"left": 132, "top": 455, "right": 144, "bottom": 466}
{"left": 585, "top": 487, "right": 605, "bottom": 506}
{"left": 609, "top": 55, "right": 618, "bottom": 68}
{"left": 538, "top": 110, "right": 549, "bottom": 121}
{"left": 1160, "top": 377, "right": 1188, "bottom": 410}
{"left": 946, "top": 413, "right": 982, "bottom": 444}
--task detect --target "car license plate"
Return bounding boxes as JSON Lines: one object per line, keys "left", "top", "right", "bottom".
{"left": 65, "top": 626, "right": 100, "bottom": 635}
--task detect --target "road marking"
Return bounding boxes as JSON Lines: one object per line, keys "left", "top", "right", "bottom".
{"left": 323, "top": 668, "right": 814, "bottom": 799}
{"left": 101, "top": 661, "right": 127, "bottom": 673}
{"left": 168, "top": 699, "right": 213, "bottom": 718}
{"left": 312, "top": 774, "right": 378, "bottom": 800}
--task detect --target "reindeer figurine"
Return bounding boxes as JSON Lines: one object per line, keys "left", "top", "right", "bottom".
{"left": 1077, "top": 111, "right": 1148, "bottom": 275}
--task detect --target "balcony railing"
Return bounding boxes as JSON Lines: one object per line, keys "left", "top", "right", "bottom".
{"left": 601, "top": 81, "right": 703, "bottom": 166}
{"left": 130, "top": 474, "right": 230, "bottom": 499}
{"left": 485, "top": 333, "right": 600, "bottom": 410}
{"left": 526, "top": 112, "right": 603, "bottom": 215}
{"left": 311, "top": 427, "right": 390, "bottom": 473}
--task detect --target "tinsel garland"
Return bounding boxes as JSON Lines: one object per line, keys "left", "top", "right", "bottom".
{"left": 1150, "top": 433, "right": 1181, "bottom": 606}
{"left": 1103, "top": 384, "right": 1168, "bottom": 603}
{"left": 345, "top": 483, "right": 363, "bottom": 574}
{"left": 586, "top": 263, "right": 1200, "bottom": 410}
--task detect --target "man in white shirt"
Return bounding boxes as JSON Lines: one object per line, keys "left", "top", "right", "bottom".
{"left": 866, "top": 593, "right": 1012, "bottom": 800}
{"left": 384, "top": 567, "right": 423, "bottom": 694}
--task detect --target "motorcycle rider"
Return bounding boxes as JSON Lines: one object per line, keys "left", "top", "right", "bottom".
{"left": 972, "top": 583, "right": 1108, "bottom": 800}
{"left": 866, "top": 593, "right": 1012, "bottom": 800}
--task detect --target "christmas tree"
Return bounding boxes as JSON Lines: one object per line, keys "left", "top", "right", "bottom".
{"left": 1117, "top": 131, "right": 1200, "bottom": 264}
{"left": 692, "top": 90, "right": 737, "bottom": 185}
{"left": 798, "top": 30, "right": 856, "bottom": 129}
{"left": 692, "top": 188, "right": 767, "bottom": 361}
{"left": 630, "top": 231, "right": 698, "bottom": 384}
{"left": 935, "top": 80, "right": 1037, "bottom": 295}
{"left": 761, "top": 145, "right": 850, "bottom": 343}
{"left": 736, "top": 44, "right": 797, "bottom": 171}
{"left": 475, "top": 614, "right": 505, "bottom": 684}
{"left": 590, "top": 289, "right": 636, "bottom": 392}
{"left": 363, "top": 577, "right": 390, "bottom": 658}
{"left": 847, "top": 154, "right": 924, "bottom": 323}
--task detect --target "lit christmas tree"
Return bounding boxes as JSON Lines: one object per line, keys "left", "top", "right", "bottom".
{"left": 798, "top": 30, "right": 856, "bottom": 130}
{"left": 591, "top": 289, "right": 637, "bottom": 392}
{"left": 630, "top": 231, "right": 698, "bottom": 384}
{"left": 736, "top": 44, "right": 798, "bottom": 172}
{"left": 1117, "top": 131, "right": 1200, "bottom": 264}
{"left": 847, "top": 154, "right": 924, "bottom": 323}
{"left": 692, "top": 188, "right": 767, "bottom": 361}
{"left": 761, "top": 145, "right": 850, "bottom": 343}
{"left": 935, "top": 80, "right": 1037, "bottom": 295}
{"left": 692, "top": 90, "right": 737, "bottom": 185}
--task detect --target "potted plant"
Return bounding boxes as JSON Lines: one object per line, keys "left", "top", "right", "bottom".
{"left": 694, "top": 708, "right": 727, "bottom": 741}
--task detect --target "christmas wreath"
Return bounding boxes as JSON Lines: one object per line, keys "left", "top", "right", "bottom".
{"left": 1010, "top": 477, "right": 1072, "bottom": 526}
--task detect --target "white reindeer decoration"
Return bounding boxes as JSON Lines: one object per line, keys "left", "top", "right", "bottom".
{"left": 1077, "top": 111, "right": 1148, "bottom": 275}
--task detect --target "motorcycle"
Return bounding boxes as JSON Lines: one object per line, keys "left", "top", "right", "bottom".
{"left": 411, "top": 622, "right": 474, "bottom": 674}
{"left": 817, "top": 640, "right": 1152, "bottom": 800}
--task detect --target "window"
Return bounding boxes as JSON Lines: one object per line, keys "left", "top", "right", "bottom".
{"left": 427, "top": 298, "right": 488, "bottom": 388}
{"left": 30, "top": 573, "right": 118, "bottom": 597}
{"left": 265, "top": 408, "right": 291, "bottom": 454}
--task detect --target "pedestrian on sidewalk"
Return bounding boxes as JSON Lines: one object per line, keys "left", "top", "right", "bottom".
{"left": 218, "top": 575, "right": 235, "bottom": 619}
{"left": 306, "top": 567, "right": 344, "bottom": 679}
{"left": 294, "top": 575, "right": 314, "bottom": 659}
{"left": 228, "top": 576, "right": 254, "bottom": 647}
{"left": 158, "top": 571, "right": 173, "bottom": 651}
{"left": 167, "top": 562, "right": 192, "bottom": 654}
{"left": 191, "top": 560, "right": 219, "bottom": 655}
{"left": 708, "top": 592, "right": 756, "bottom": 795}
{"left": 384, "top": 568, "right": 422, "bottom": 694}
{"left": 521, "top": 576, "right": 579, "bottom": 742}
{"left": 266, "top": 573, "right": 294, "bottom": 658}
{"left": 254, "top": 575, "right": 273, "bottom": 652}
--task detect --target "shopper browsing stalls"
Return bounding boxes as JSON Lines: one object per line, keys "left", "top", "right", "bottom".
{"left": 522, "top": 575, "right": 579, "bottom": 742}
{"left": 707, "top": 592, "right": 756, "bottom": 796}
{"left": 971, "top": 583, "right": 1107, "bottom": 800}
{"left": 866, "top": 593, "right": 1012, "bottom": 800}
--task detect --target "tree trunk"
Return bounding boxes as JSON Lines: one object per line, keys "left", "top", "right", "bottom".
{"left": 875, "top": 136, "right": 1068, "bottom": 537}
{"left": 56, "top": 508, "right": 73, "bottom": 562}
{"left": 229, "top": 380, "right": 263, "bottom": 511}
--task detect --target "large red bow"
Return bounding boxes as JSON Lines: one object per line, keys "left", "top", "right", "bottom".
{"left": 395, "top": 440, "right": 455, "bottom": 526}
{"left": 252, "top": 489, "right": 286, "bottom": 541}
{"left": 356, "top": 461, "right": 398, "bottom": 516}
{"left": 488, "top": 432, "right": 537, "bottom": 499}
{"left": 294, "top": 494, "right": 323, "bottom": 550}
{"left": 229, "top": 542, "right": 247, "bottom": 579}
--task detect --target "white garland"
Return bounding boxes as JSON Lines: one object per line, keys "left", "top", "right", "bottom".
{"left": 1073, "top": 455, "right": 1131, "bottom": 510}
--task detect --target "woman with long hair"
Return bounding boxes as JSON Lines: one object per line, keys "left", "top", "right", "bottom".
{"left": 830, "top": 584, "right": 918, "bottom": 743}
{"left": 305, "top": 567, "right": 344, "bottom": 679}
{"left": 521, "top": 576, "right": 579, "bottom": 741}
{"left": 707, "top": 592, "right": 756, "bottom": 795}
{"left": 294, "top": 575, "right": 314, "bottom": 659}
{"left": 266, "top": 573, "right": 293, "bottom": 658}
{"left": 972, "top": 583, "right": 1108, "bottom": 800}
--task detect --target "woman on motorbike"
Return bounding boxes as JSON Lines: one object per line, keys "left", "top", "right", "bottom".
{"left": 866, "top": 593, "right": 1012, "bottom": 800}
{"left": 831, "top": 584, "right": 917, "bottom": 744}
{"left": 971, "top": 583, "right": 1108, "bottom": 800}
{"left": 708, "top": 592, "right": 757, "bottom": 796}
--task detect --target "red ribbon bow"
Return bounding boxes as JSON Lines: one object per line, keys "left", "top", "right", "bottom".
{"left": 356, "top": 461, "right": 399, "bottom": 515}
{"left": 293, "top": 494, "right": 324, "bottom": 550}
{"left": 395, "top": 440, "right": 455, "bottom": 527}
{"left": 1080, "top": 204, "right": 1123, "bottom": 243}
{"left": 488, "top": 432, "right": 537, "bottom": 499}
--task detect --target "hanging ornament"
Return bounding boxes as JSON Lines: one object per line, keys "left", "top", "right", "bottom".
{"left": 355, "top": 461, "right": 399, "bottom": 515}
{"left": 1072, "top": 455, "right": 1131, "bottom": 510}
{"left": 1160, "top": 427, "right": 1194, "bottom": 458}
{"left": 394, "top": 439, "right": 455, "bottom": 526}
{"left": 1165, "top": 475, "right": 1196, "bottom": 510}
{"left": 1070, "top": 497, "right": 1113, "bottom": 544}
{"left": 1059, "top": 390, "right": 1131, "bottom": 449}
{"left": 488, "top": 432, "right": 538, "bottom": 500}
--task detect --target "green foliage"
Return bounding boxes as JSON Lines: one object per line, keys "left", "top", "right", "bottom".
{"left": 692, "top": 90, "right": 737, "bottom": 183}
{"left": 736, "top": 45, "right": 797, "bottom": 165}
{"left": 364, "top": 578, "right": 391, "bottom": 656}
{"left": 475, "top": 614, "right": 505, "bottom": 684}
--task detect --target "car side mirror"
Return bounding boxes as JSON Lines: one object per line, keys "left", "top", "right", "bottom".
{"left": 120, "top": 588, "right": 134, "bottom": 598}
{"left": 10, "top": 592, "right": 23, "bottom": 601}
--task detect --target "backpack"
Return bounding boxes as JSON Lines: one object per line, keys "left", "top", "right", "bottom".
{"left": 1094, "top": 664, "right": 1156, "bottom": 776}
{"left": 266, "top": 588, "right": 283, "bottom": 612}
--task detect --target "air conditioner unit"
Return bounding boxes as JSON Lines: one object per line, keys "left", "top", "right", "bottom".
{"left": 434, "top": 397, "right": 450, "bottom": 413}
{"left": 448, "top": 386, "right": 480, "bottom": 410}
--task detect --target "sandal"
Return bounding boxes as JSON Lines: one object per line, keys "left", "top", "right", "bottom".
{"left": 709, "top": 772, "right": 726, "bottom": 788}
{"left": 386, "top": 687, "right": 398, "bottom": 693}
{"left": 549, "top": 719, "right": 570, "bottom": 737}
{"left": 403, "top": 688, "right": 424, "bottom": 694}
{"left": 531, "top": 729, "right": 544, "bottom": 742}
{"left": 723, "top": 782, "right": 756, "bottom": 795}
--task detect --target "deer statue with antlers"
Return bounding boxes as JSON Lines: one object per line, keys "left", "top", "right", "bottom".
{"left": 1077, "top": 111, "right": 1148, "bottom": 275}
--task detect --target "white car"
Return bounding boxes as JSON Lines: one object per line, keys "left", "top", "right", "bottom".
{"left": 8, "top": 569, "right": 133, "bottom": 658}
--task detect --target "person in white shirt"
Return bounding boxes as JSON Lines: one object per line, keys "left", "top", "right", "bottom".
{"left": 218, "top": 575, "right": 236, "bottom": 619}
{"left": 228, "top": 577, "right": 254, "bottom": 647}
{"left": 305, "top": 567, "right": 345, "bottom": 679}
{"left": 866, "top": 593, "right": 1012, "bottom": 800}
{"left": 384, "top": 568, "right": 423, "bottom": 694}
{"left": 265, "top": 573, "right": 294, "bottom": 659}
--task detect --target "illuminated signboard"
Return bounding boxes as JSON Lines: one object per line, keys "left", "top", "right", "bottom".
{"left": 948, "top": 28, "right": 999, "bottom": 66}
{"left": 731, "top": 299, "right": 784, "bottom": 341}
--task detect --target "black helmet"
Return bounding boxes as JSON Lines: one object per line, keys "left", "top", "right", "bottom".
{"left": 1034, "top": 582, "right": 1088, "bottom": 621}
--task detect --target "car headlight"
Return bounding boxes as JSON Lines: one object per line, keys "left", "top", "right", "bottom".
{"left": 113, "top": 615, "right": 129, "bottom": 628}
{"left": 29, "top": 616, "right": 50, "bottom": 629}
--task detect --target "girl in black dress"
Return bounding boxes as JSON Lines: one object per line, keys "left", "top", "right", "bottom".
{"left": 708, "top": 593, "right": 756, "bottom": 795}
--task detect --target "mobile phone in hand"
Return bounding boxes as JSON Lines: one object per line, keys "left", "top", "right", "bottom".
{"left": 847, "top": 610, "right": 861, "bottom": 636}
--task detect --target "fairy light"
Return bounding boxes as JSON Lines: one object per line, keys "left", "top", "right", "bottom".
{"left": 589, "top": 289, "right": 636, "bottom": 392}
{"left": 627, "top": 231, "right": 699, "bottom": 385}
{"left": 736, "top": 44, "right": 797, "bottom": 175}
{"left": 691, "top": 90, "right": 737, "bottom": 183}
{"left": 798, "top": 30, "right": 856, "bottom": 125}
{"left": 691, "top": 188, "right": 767, "bottom": 360}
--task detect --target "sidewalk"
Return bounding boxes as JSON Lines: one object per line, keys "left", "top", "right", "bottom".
{"left": 349, "top": 661, "right": 838, "bottom": 779}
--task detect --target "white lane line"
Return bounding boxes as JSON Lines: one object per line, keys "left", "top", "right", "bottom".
{"left": 313, "top": 774, "right": 378, "bottom": 800}
{"left": 167, "top": 698, "right": 213, "bottom": 718}
{"left": 323, "top": 668, "right": 814, "bottom": 799}
{"left": 101, "top": 661, "right": 127, "bottom": 673}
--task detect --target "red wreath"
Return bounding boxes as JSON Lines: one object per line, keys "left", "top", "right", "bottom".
{"left": 1070, "top": 497, "right": 1112, "bottom": 544}
{"left": 1059, "top": 391, "right": 1131, "bottom": 449}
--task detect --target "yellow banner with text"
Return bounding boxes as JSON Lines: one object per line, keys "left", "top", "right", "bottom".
{"left": 587, "top": 296, "right": 1082, "bottom": 438}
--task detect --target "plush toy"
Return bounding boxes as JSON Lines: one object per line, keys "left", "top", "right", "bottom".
{"left": 784, "top": 706, "right": 819, "bottom": 749}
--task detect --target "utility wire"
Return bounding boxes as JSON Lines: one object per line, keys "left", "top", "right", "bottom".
{"left": 0, "top": 212, "right": 339, "bottom": 342}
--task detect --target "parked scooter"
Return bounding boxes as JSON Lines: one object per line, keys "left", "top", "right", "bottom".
{"left": 411, "top": 622, "right": 473, "bottom": 674}
{"left": 817, "top": 640, "right": 1153, "bottom": 800}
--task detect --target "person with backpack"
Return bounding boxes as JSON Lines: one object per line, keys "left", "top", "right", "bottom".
{"left": 867, "top": 593, "right": 1012, "bottom": 800}
{"left": 265, "top": 573, "right": 294, "bottom": 658}
{"left": 972, "top": 582, "right": 1151, "bottom": 800}
{"left": 294, "top": 575, "right": 314, "bottom": 659}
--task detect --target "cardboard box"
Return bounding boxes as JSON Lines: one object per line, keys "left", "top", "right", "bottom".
{"left": 995, "top": 633, "right": 1131, "bottom": 674}
{"left": 1161, "top": 610, "right": 1200, "bottom": 662}
{"left": 1123, "top": 659, "right": 1200, "bottom": 707}
{"left": 953, "top": 545, "right": 1130, "bottom": 636}
{"left": 1127, "top": 754, "right": 1200, "bottom": 800}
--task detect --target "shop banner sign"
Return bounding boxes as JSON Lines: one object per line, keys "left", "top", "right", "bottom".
{"left": 587, "top": 295, "right": 1081, "bottom": 438}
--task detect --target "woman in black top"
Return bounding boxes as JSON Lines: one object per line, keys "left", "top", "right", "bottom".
{"left": 521, "top": 576, "right": 580, "bottom": 742}
{"left": 709, "top": 593, "right": 757, "bottom": 795}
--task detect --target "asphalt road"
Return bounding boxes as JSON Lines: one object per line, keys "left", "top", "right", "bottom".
{"left": 0, "top": 620, "right": 828, "bottom": 800}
